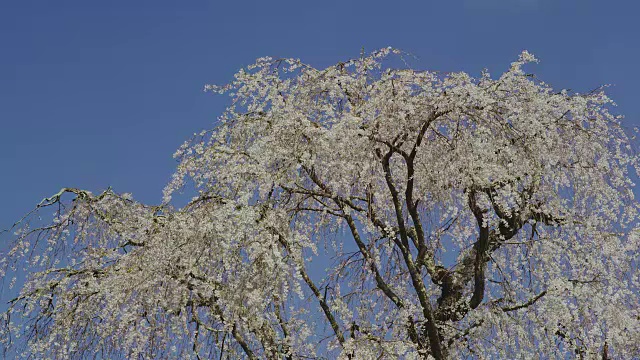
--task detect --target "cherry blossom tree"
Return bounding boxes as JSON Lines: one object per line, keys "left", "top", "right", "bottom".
{"left": 2, "top": 48, "right": 639, "bottom": 359}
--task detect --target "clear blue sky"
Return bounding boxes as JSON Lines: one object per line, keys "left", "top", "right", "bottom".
{"left": 1, "top": 1, "right": 639, "bottom": 222}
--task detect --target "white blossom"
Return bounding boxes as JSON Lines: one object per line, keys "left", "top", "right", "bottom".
{"left": 2, "top": 49, "right": 639, "bottom": 359}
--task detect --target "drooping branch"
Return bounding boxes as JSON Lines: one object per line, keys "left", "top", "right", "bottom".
{"left": 273, "top": 302, "right": 293, "bottom": 360}
{"left": 231, "top": 323, "right": 258, "bottom": 360}
{"left": 501, "top": 290, "right": 547, "bottom": 312}
{"left": 342, "top": 214, "right": 405, "bottom": 309}
{"left": 301, "top": 166, "right": 408, "bottom": 309}
{"left": 271, "top": 228, "right": 346, "bottom": 346}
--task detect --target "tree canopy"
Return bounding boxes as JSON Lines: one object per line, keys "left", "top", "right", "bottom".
{"left": 2, "top": 48, "right": 639, "bottom": 359}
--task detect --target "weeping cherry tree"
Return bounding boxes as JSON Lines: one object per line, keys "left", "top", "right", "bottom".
{"left": 2, "top": 48, "right": 640, "bottom": 359}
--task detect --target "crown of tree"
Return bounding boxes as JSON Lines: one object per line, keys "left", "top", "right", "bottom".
{"left": 2, "top": 48, "right": 638, "bottom": 359}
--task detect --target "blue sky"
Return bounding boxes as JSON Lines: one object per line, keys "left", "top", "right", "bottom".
{"left": 1, "top": 0, "right": 639, "bottom": 221}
